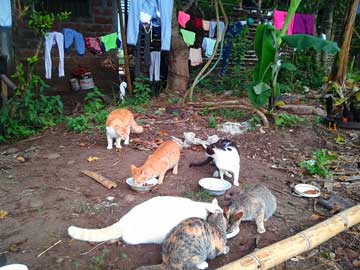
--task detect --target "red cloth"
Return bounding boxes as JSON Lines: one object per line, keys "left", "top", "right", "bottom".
{"left": 85, "top": 37, "right": 103, "bottom": 55}
{"left": 193, "top": 17, "right": 203, "bottom": 30}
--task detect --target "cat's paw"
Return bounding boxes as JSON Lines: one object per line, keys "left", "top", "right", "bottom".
{"left": 233, "top": 181, "right": 239, "bottom": 186}
{"left": 115, "top": 145, "right": 122, "bottom": 149}
{"left": 197, "top": 261, "right": 208, "bottom": 270}
{"left": 107, "top": 145, "right": 113, "bottom": 150}
{"left": 124, "top": 140, "right": 129, "bottom": 145}
{"left": 223, "top": 246, "right": 230, "bottom": 254}
{"left": 257, "top": 227, "right": 266, "bottom": 234}
{"left": 213, "top": 171, "right": 219, "bottom": 177}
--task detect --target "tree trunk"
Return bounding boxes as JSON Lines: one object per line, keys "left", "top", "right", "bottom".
{"left": 329, "top": 0, "right": 360, "bottom": 84}
{"left": 166, "top": 4, "right": 189, "bottom": 93}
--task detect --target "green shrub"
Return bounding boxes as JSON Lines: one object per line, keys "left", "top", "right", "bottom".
{"left": 0, "top": 75, "right": 63, "bottom": 141}
{"left": 65, "top": 115, "right": 92, "bottom": 133}
{"left": 275, "top": 113, "right": 304, "bottom": 128}
{"left": 300, "top": 149, "right": 337, "bottom": 178}
{"left": 208, "top": 116, "right": 217, "bottom": 128}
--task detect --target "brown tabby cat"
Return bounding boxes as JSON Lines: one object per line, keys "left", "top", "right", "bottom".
{"left": 105, "top": 108, "right": 143, "bottom": 150}
{"left": 223, "top": 184, "right": 277, "bottom": 236}
{"left": 136, "top": 199, "right": 230, "bottom": 270}
{"left": 131, "top": 140, "right": 181, "bottom": 185}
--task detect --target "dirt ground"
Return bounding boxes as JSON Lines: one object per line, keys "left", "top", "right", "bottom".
{"left": 0, "top": 95, "right": 359, "bottom": 270}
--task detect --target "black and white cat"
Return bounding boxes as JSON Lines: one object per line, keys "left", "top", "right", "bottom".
{"left": 190, "top": 139, "right": 240, "bottom": 186}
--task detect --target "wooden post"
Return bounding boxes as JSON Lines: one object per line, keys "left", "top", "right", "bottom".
{"left": 1, "top": 79, "right": 8, "bottom": 110}
{"left": 117, "top": 0, "right": 133, "bottom": 95}
{"left": 217, "top": 205, "right": 360, "bottom": 270}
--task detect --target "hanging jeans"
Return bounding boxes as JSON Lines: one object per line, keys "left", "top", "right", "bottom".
{"left": 44, "top": 32, "right": 65, "bottom": 79}
{"left": 221, "top": 22, "right": 243, "bottom": 76}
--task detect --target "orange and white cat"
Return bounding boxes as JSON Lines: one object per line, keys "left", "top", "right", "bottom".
{"left": 105, "top": 109, "right": 143, "bottom": 150}
{"left": 131, "top": 140, "right": 181, "bottom": 185}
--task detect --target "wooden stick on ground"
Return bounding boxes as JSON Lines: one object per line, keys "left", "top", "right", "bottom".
{"left": 81, "top": 170, "right": 117, "bottom": 189}
{"left": 217, "top": 204, "right": 360, "bottom": 270}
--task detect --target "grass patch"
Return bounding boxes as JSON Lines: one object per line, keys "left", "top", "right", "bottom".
{"left": 183, "top": 190, "right": 213, "bottom": 202}
{"left": 274, "top": 113, "right": 304, "bottom": 128}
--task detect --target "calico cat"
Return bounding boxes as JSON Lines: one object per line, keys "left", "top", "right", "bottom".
{"left": 136, "top": 199, "right": 231, "bottom": 270}
{"left": 105, "top": 108, "right": 143, "bottom": 150}
{"left": 131, "top": 140, "right": 181, "bottom": 185}
{"left": 190, "top": 139, "right": 240, "bottom": 186}
{"left": 68, "top": 196, "right": 223, "bottom": 245}
{"left": 223, "top": 184, "right": 277, "bottom": 236}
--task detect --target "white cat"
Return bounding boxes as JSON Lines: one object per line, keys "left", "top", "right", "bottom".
{"left": 68, "top": 196, "right": 227, "bottom": 245}
{"left": 190, "top": 139, "right": 240, "bottom": 186}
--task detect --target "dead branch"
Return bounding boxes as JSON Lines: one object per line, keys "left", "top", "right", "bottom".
{"left": 81, "top": 170, "right": 117, "bottom": 189}
{"left": 205, "top": 104, "right": 269, "bottom": 128}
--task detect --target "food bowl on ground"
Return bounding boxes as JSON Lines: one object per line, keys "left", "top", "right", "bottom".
{"left": 198, "top": 177, "right": 232, "bottom": 196}
{"left": 294, "top": 184, "right": 320, "bottom": 198}
{"left": 126, "top": 177, "right": 158, "bottom": 193}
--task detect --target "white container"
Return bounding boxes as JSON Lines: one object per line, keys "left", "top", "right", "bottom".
{"left": 70, "top": 78, "right": 80, "bottom": 91}
{"left": 79, "top": 72, "right": 95, "bottom": 90}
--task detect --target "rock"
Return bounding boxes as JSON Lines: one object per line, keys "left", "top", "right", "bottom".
{"left": 46, "top": 153, "right": 60, "bottom": 160}
{"left": 55, "top": 257, "right": 64, "bottom": 264}
{"left": 29, "top": 198, "right": 43, "bottom": 209}
{"left": 106, "top": 196, "right": 115, "bottom": 202}
{"left": 6, "top": 148, "right": 19, "bottom": 155}
{"left": 124, "top": 194, "right": 135, "bottom": 203}
{"left": 67, "top": 160, "right": 75, "bottom": 165}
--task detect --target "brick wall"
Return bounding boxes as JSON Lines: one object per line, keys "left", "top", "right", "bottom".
{"left": 14, "top": 0, "right": 120, "bottom": 92}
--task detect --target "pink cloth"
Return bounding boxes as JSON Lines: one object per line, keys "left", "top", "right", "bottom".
{"left": 189, "top": 48, "right": 203, "bottom": 66}
{"left": 202, "top": 20, "right": 210, "bottom": 31}
{"left": 273, "top": 10, "right": 295, "bottom": 35}
{"left": 178, "top": 11, "right": 190, "bottom": 28}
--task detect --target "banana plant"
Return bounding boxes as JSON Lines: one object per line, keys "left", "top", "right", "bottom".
{"left": 248, "top": 0, "right": 340, "bottom": 109}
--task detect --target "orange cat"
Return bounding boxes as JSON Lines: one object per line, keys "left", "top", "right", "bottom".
{"left": 131, "top": 140, "right": 181, "bottom": 185}
{"left": 105, "top": 109, "right": 143, "bottom": 150}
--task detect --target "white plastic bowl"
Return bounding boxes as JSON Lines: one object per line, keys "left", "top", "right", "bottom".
{"left": 294, "top": 184, "right": 320, "bottom": 198}
{"left": 198, "top": 177, "right": 232, "bottom": 196}
{"left": 126, "top": 177, "right": 158, "bottom": 193}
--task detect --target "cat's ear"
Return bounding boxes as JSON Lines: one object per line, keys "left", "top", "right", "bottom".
{"left": 211, "top": 198, "right": 219, "bottom": 206}
{"left": 231, "top": 211, "right": 243, "bottom": 222}
{"left": 130, "top": 164, "right": 138, "bottom": 174}
{"left": 207, "top": 199, "right": 222, "bottom": 213}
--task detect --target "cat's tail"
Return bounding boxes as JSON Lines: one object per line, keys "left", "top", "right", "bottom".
{"left": 136, "top": 264, "right": 163, "bottom": 270}
{"left": 130, "top": 119, "right": 144, "bottom": 133}
{"left": 67, "top": 220, "right": 123, "bottom": 242}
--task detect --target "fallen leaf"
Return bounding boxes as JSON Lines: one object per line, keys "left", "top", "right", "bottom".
{"left": 16, "top": 156, "right": 25, "bottom": 162}
{"left": 158, "top": 130, "right": 168, "bottom": 136}
{"left": 87, "top": 156, "right": 99, "bottom": 162}
{"left": 0, "top": 210, "right": 8, "bottom": 219}
{"left": 310, "top": 213, "right": 323, "bottom": 221}
{"left": 335, "top": 135, "right": 345, "bottom": 144}
{"left": 79, "top": 143, "right": 87, "bottom": 147}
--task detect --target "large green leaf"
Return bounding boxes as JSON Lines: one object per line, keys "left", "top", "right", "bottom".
{"left": 247, "top": 83, "right": 271, "bottom": 108}
{"left": 282, "top": 35, "right": 340, "bottom": 55}
{"left": 254, "top": 82, "right": 271, "bottom": 95}
{"left": 279, "top": 0, "right": 301, "bottom": 38}
{"left": 253, "top": 24, "right": 276, "bottom": 83}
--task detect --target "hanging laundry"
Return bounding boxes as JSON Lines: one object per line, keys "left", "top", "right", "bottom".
{"left": 189, "top": 48, "right": 203, "bottom": 66}
{"left": 180, "top": 29, "right": 196, "bottom": 47}
{"left": 202, "top": 20, "right": 210, "bottom": 31}
{"left": 209, "top": 21, "right": 225, "bottom": 40}
{"left": 62, "top": 28, "right": 85, "bottom": 55}
{"left": 127, "top": 0, "right": 173, "bottom": 51}
{"left": 150, "top": 51, "right": 161, "bottom": 96}
{"left": 85, "top": 37, "right": 103, "bottom": 55}
{"left": 0, "top": 0, "right": 11, "bottom": 27}
{"left": 273, "top": 10, "right": 295, "bottom": 35}
{"left": 178, "top": 11, "right": 190, "bottom": 28}
{"left": 202, "top": 37, "right": 216, "bottom": 58}
{"left": 44, "top": 32, "right": 65, "bottom": 79}
{"left": 221, "top": 21, "right": 243, "bottom": 76}
{"left": 293, "top": 13, "right": 314, "bottom": 35}
{"left": 100, "top": 32, "right": 121, "bottom": 52}
{"left": 193, "top": 17, "right": 203, "bottom": 30}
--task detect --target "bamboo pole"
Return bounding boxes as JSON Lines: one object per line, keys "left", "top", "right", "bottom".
{"left": 117, "top": 0, "right": 133, "bottom": 95}
{"left": 81, "top": 170, "right": 117, "bottom": 189}
{"left": 217, "top": 204, "right": 360, "bottom": 270}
